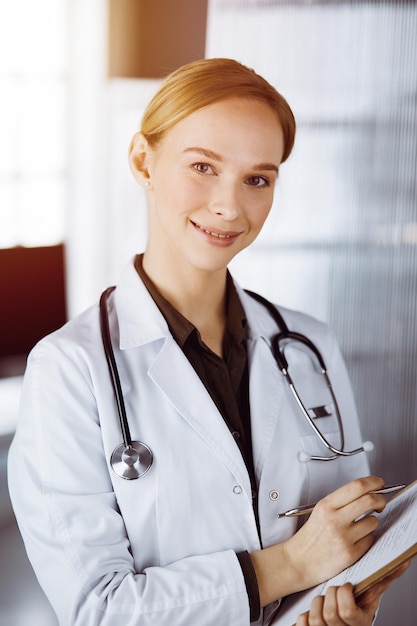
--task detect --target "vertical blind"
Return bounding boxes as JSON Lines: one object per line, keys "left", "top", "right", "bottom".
{"left": 206, "top": 2, "right": 417, "bottom": 621}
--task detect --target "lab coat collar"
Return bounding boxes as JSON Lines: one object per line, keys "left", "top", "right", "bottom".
{"left": 113, "top": 259, "right": 282, "bottom": 495}
{"left": 114, "top": 259, "right": 171, "bottom": 350}
{"left": 234, "top": 281, "right": 280, "bottom": 345}
{"left": 114, "top": 259, "right": 280, "bottom": 351}
{"left": 114, "top": 260, "right": 254, "bottom": 496}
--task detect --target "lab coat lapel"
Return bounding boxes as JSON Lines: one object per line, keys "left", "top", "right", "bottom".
{"left": 237, "top": 286, "right": 286, "bottom": 477}
{"left": 147, "top": 336, "right": 252, "bottom": 494}
{"left": 248, "top": 335, "right": 285, "bottom": 476}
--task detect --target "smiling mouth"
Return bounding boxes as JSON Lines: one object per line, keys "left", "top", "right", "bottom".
{"left": 192, "top": 221, "right": 237, "bottom": 239}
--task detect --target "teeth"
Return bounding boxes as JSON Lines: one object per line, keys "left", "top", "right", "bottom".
{"left": 196, "top": 224, "right": 231, "bottom": 239}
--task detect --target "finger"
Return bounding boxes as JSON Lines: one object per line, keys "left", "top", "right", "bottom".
{"left": 306, "top": 594, "right": 327, "bottom": 625}
{"left": 347, "top": 492, "right": 389, "bottom": 524}
{"left": 318, "top": 477, "right": 385, "bottom": 512}
{"left": 336, "top": 583, "right": 377, "bottom": 624}
{"left": 295, "top": 611, "right": 310, "bottom": 626}
{"left": 326, "top": 492, "right": 388, "bottom": 529}
{"left": 350, "top": 512, "right": 379, "bottom": 541}
{"left": 313, "top": 478, "right": 387, "bottom": 528}
{"left": 346, "top": 533, "right": 375, "bottom": 563}
{"left": 322, "top": 586, "right": 347, "bottom": 625}
{"left": 357, "top": 561, "right": 412, "bottom": 607}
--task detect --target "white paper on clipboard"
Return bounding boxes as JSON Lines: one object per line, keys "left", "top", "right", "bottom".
{"left": 271, "top": 480, "right": 417, "bottom": 626}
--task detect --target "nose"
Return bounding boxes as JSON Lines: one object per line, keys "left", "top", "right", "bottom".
{"left": 209, "top": 178, "right": 243, "bottom": 221}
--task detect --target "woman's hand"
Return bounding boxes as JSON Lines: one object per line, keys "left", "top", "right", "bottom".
{"left": 295, "top": 562, "right": 411, "bottom": 626}
{"left": 283, "top": 476, "right": 388, "bottom": 590}
{"left": 251, "top": 476, "right": 390, "bottom": 606}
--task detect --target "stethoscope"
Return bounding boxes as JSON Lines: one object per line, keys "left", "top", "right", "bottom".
{"left": 245, "top": 290, "right": 373, "bottom": 462}
{"left": 99, "top": 286, "right": 373, "bottom": 480}
{"left": 100, "top": 287, "right": 153, "bottom": 480}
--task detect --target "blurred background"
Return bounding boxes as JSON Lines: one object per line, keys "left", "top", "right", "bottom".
{"left": 0, "top": 0, "right": 416, "bottom": 624}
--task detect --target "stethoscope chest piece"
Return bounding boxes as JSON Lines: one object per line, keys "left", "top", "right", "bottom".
{"left": 111, "top": 441, "right": 153, "bottom": 480}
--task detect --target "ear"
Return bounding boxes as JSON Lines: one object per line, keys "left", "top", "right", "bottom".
{"left": 129, "top": 132, "right": 152, "bottom": 188}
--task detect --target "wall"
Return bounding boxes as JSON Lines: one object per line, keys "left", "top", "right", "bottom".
{"left": 108, "top": 0, "right": 208, "bottom": 77}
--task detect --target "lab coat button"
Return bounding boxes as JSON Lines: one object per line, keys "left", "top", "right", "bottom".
{"left": 269, "top": 490, "right": 280, "bottom": 501}
{"left": 233, "top": 485, "right": 243, "bottom": 495}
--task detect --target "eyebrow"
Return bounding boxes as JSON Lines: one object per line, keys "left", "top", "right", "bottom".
{"left": 182, "top": 147, "right": 279, "bottom": 174}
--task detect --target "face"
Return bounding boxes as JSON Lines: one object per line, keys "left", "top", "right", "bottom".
{"left": 136, "top": 97, "right": 285, "bottom": 276}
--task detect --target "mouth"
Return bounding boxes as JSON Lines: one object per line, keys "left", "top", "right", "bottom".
{"left": 191, "top": 221, "right": 239, "bottom": 240}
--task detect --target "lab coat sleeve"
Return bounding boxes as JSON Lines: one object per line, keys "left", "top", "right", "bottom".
{"left": 7, "top": 337, "right": 251, "bottom": 626}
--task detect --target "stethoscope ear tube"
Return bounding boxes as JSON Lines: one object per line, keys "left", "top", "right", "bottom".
{"left": 245, "top": 289, "right": 373, "bottom": 462}
{"left": 100, "top": 287, "right": 153, "bottom": 480}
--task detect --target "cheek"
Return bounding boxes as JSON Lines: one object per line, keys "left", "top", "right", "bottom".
{"left": 248, "top": 197, "right": 274, "bottom": 230}
{"left": 175, "top": 180, "right": 212, "bottom": 215}
{"left": 161, "top": 170, "right": 205, "bottom": 202}
{"left": 152, "top": 175, "right": 189, "bottom": 215}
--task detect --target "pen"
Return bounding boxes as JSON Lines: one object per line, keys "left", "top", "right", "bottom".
{"left": 276, "top": 484, "right": 406, "bottom": 518}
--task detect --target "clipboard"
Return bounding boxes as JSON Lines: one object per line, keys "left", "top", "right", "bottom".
{"left": 271, "top": 480, "right": 417, "bottom": 625}
{"left": 352, "top": 480, "right": 417, "bottom": 598}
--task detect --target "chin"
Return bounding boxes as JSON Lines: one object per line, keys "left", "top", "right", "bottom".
{"left": 187, "top": 249, "right": 238, "bottom": 274}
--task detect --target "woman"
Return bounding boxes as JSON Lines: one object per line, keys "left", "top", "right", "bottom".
{"left": 8, "top": 58, "right": 407, "bottom": 625}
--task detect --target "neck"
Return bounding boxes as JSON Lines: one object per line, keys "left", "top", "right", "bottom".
{"left": 142, "top": 249, "right": 228, "bottom": 355}
{"left": 143, "top": 247, "right": 227, "bottom": 321}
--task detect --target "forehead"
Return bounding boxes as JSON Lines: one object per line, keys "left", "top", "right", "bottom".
{"left": 157, "top": 97, "right": 285, "bottom": 163}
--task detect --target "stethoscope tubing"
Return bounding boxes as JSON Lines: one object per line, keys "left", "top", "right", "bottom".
{"left": 244, "top": 290, "right": 371, "bottom": 461}
{"left": 99, "top": 286, "right": 371, "bottom": 479}
{"left": 100, "top": 286, "right": 133, "bottom": 449}
{"left": 100, "top": 287, "right": 154, "bottom": 480}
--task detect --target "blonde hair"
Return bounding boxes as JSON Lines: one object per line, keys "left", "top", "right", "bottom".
{"left": 140, "top": 58, "right": 296, "bottom": 163}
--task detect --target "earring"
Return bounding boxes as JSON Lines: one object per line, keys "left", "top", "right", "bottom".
{"left": 144, "top": 180, "right": 150, "bottom": 188}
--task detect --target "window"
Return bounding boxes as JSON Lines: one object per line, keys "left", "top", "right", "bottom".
{"left": 0, "top": 0, "right": 69, "bottom": 247}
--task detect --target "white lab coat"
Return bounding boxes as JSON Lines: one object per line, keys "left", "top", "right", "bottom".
{"left": 8, "top": 259, "right": 369, "bottom": 626}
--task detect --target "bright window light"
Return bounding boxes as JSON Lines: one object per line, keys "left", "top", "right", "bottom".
{"left": 0, "top": 0, "right": 69, "bottom": 247}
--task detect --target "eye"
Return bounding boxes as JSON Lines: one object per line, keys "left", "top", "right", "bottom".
{"left": 192, "top": 162, "right": 215, "bottom": 175}
{"left": 245, "top": 175, "right": 270, "bottom": 188}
